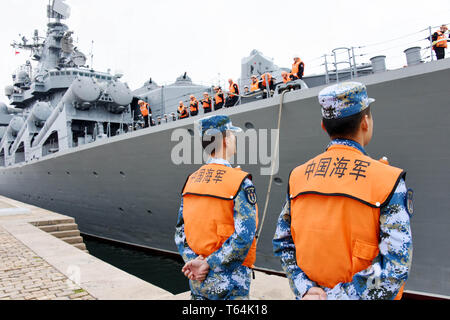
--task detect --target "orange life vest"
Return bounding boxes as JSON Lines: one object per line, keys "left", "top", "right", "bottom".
{"left": 229, "top": 83, "right": 239, "bottom": 98}
{"left": 215, "top": 92, "right": 224, "bottom": 105}
{"left": 182, "top": 164, "right": 258, "bottom": 268}
{"left": 250, "top": 81, "right": 259, "bottom": 92}
{"left": 190, "top": 99, "right": 199, "bottom": 113}
{"left": 140, "top": 103, "right": 150, "bottom": 117}
{"left": 260, "top": 73, "right": 272, "bottom": 88}
{"left": 435, "top": 31, "right": 448, "bottom": 48}
{"left": 282, "top": 75, "right": 290, "bottom": 84}
{"left": 291, "top": 59, "right": 304, "bottom": 78}
{"left": 289, "top": 144, "right": 406, "bottom": 300}
{"left": 202, "top": 98, "right": 212, "bottom": 110}
{"left": 178, "top": 105, "right": 188, "bottom": 118}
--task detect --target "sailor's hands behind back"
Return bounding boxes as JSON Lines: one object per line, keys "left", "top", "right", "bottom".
{"left": 302, "top": 287, "right": 328, "bottom": 300}
{"left": 182, "top": 256, "right": 210, "bottom": 282}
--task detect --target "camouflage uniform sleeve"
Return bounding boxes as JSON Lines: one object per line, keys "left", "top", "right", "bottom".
{"left": 273, "top": 195, "right": 317, "bottom": 299}
{"left": 206, "top": 178, "right": 257, "bottom": 273}
{"left": 174, "top": 198, "right": 199, "bottom": 263}
{"left": 324, "top": 179, "right": 413, "bottom": 300}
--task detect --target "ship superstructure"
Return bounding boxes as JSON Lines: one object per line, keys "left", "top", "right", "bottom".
{"left": 0, "top": 0, "right": 134, "bottom": 167}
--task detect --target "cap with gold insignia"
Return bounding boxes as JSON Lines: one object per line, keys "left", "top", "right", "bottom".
{"left": 197, "top": 115, "right": 243, "bottom": 138}
{"left": 318, "top": 82, "right": 375, "bottom": 120}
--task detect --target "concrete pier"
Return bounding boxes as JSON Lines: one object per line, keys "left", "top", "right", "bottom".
{"left": 0, "top": 195, "right": 293, "bottom": 300}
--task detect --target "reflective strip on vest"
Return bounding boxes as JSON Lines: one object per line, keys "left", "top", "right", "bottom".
{"left": 182, "top": 164, "right": 258, "bottom": 268}
{"left": 289, "top": 145, "right": 405, "bottom": 300}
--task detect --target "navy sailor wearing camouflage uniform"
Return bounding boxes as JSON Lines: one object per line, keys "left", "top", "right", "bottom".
{"left": 175, "top": 115, "right": 259, "bottom": 300}
{"left": 273, "top": 82, "right": 414, "bottom": 300}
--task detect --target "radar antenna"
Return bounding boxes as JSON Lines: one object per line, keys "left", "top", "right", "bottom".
{"left": 47, "top": 0, "right": 71, "bottom": 21}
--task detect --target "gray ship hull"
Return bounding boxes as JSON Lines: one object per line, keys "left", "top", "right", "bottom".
{"left": 1, "top": 58, "right": 449, "bottom": 297}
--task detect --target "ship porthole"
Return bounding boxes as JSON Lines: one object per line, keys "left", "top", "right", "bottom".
{"left": 93, "top": 171, "right": 99, "bottom": 176}
{"left": 147, "top": 210, "right": 153, "bottom": 215}
{"left": 48, "top": 172, "right": 51, "bottom": 175}
{"left": 274, "top": 177, "right": 283, "bottom": 185}
{"left": 66, "top": 171, "right": 71, "bottom": 175}
{"left": 120, "top": 171, "right": 126, "bottom": 177}
{"left": 119, "top": 207, "right": 125, "bottom": 212}
{"left": 245, "top": 122, "right": 255, "bottom": 129}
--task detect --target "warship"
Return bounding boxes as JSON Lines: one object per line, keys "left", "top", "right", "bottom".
{"left": 1, "top": 0, "right": 449, "bottom": 299}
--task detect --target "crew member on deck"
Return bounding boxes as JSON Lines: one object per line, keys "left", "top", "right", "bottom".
{"left": 214, "top": 87, "right": 225, "bottom": 111}
{"left": 189, "top": 95, "right": 199, "bottom": 117}
{"left": 281, "top": 71, "right": 291, "bottom": 84}
{"left": 260, "top": 73, "right": 274, "bottom": 98}
{"left": 273, "top": 82, "right": 413, "bottom": 300}
{"left": 201, "top": 92, "right": 212, "bottom": 114}
{"left": 226, "top": 79, "right": 240, "bottom": 108}
{"left": 138, "top": 100, "right": 151, "bottom": 128}
{"left": 176, "top": 115, "right": 259, "bottom": 300}
{"left": 290, "top": 55, "right": 305, "bottom": 80}
{"left": 178, "top": 101, "right": 189, "bottom": 119}
{"left": 432, "top": 25, "right": 449, "bottom": 60}
{"left": 250, "top": 75, "right": 260, "bottom": 92}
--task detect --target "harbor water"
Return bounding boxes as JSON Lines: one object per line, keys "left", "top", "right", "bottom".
{"left": 83, "top": 236, "right": 190, "bottom": 295}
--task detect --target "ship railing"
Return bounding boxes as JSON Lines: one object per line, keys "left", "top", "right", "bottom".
{"left": 162, "top": 88, "right": 213, "bottom": 110}
{"left": 137, "top": 23, "right": 449, "bottom": 128}
{"left": 304, "top": 23, "right": 449, "bottom": 84}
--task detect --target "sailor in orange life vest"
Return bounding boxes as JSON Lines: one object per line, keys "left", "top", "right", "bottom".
{"left": 189, "top": 95, "right": 199, "bottom": 117}
{"left": 250, "top": 75, "right": 260, "bottom": 92}
{"left": 178, "top": 101, "right": 189, "bottom": 119}
{"left": 273, "top": 82, "right": 413, "bottom": 300}
{"left": 138, "top": 100, "right": 151, "bottom": 128}
{"left": 175, "top": 115, "right": 259, "bottom": 300}
{"left": 226, "top": 79, "right": 240, "bottom": 108}
{"left": 281, "top": 71, "right": 291, "bottom": 84}
{"left": 260, "top": 73, "right": 274, "bottom": 99}
{"left": 432, "top": 24, "right": 449, "bottom": 60}
{"left": 214, "top": 87, "right": 225, "bottom": 110}
{"left": 201, "top": 92, "right": 212, "bottom": 114}
{"left": 290, "top": 55, "right": 305, "bottom": 80}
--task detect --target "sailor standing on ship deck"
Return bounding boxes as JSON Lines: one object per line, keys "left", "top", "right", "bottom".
{"left": 214, "top": 87, "right": 225, "bottom": 110}
{"left": 226, "top": 79, "right": 240, "bottom": 108}
{"left": 178, "top": 101, "right": 189, "bottom": 119}
{"left": 201, "top": 92, "right": 212, "bottom": 114}
{"left": 290, "top": 55, "right": 305, "bottom": 80}
{"left": 432, "top": 25, "right": 449, "bottom": 60}
{"left": 175, "top": 115, "right": 259, "bottom": 300}
{"left": 189, "top": 95, "right": 199, "bottom": 117}
{"left": 138, "top": 100, "right": 151, "bottom": 128}
{"left": 273, "top": 82, "right": 413, "bottom": 300}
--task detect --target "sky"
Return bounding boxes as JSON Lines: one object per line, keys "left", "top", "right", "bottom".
{"left": 0, "top": 0, "right": 449, "bottom": 103}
